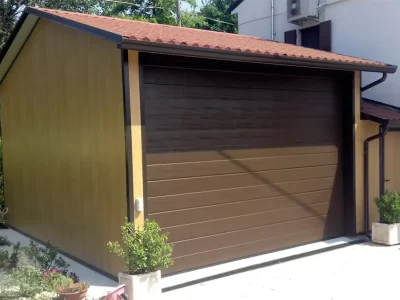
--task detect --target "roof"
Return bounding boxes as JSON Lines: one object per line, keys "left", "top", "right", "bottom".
{"left": 362, "top": 99, "right": 400, "bottom": 127}
{"left": 0, "top": 6, "right": 397, "bottom": 84}
{"left": 228, "top": 0, "right": 245, "bottom": 13}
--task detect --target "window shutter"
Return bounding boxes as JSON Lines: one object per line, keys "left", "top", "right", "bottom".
{"left": 284, "top": 30, "right": 297, "bottom": 45}
{"left": 319, "top": 20, "right": 332, "bottom": 51}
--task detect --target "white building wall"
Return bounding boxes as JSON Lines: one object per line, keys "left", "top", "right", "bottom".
{"left": 233, "top": 0, "right": 400, "bottom": 106}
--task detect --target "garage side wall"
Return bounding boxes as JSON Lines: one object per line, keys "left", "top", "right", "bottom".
{"left": 355, "top": 71, "right": 389, "bottom": 232}
{"left": 0, "top": 19, "right": 126, "bottom": 274}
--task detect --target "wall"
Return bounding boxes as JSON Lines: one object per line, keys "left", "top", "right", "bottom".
{"left": 233, "top": 0, "right": 400, "bottom": 106}
{"left": 0, "top": 19, "right": 127, "bottom": 275}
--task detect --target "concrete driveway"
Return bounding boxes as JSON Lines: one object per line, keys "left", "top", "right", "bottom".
{"left": 163, "top": 242, "right": 399, "bottom": 300}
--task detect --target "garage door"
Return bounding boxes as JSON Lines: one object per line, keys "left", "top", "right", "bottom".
{"left": 142, "top": 57, "right": 344, "bottom": 274}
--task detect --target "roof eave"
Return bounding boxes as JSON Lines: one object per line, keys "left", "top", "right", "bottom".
{"left": 120, "top": 39, "right": 397, "bottom": 74}
{"left": 24, "top": 7, "right": 123, "bottom": 44}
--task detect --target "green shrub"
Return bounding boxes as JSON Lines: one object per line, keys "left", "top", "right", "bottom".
{"left": 0, "top": 235, "right": 10, "bottom": 246}
{"left": 0, "top": 265, "right": 49, "bottom": 298}
{"left": 0, "top": 242, "right": 21, "bottom": 272}
{"left": 44, "top": 270, "right": 73, "bottom": 291}
{"left": 375, "top": 191, "right": 400, "bottom": 224}
{"left": 107, "top": 219, "right": 173, "bottom": 275}
{"left": 24, "top": 240, "right": 70, "bottom": 273}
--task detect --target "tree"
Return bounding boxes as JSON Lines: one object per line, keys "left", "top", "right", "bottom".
{"left": 102, "top": 0, "right": 197, "bottom": 25}
{"left": 0, "top": 0, "right": 31, "bottom": 49}
{"left": 34, "top": 0, "right": 100, "bottom": 13}
{"left": 199, "top": 0, "right": 237, "bottom": 33}
{"left": 0, "top": 0, "right": 99, "bottom": 51}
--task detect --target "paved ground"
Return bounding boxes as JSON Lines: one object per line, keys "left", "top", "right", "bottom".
{"left": 163, "top": 242, "right": 400, "bottom": 300}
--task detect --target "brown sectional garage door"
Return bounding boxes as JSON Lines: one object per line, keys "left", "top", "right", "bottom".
{"left": 142, "top": 56, "right": 344, "bottom": 274}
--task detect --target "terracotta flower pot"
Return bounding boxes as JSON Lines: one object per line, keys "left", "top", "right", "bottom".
{"left": 58, "top": 287, "right": 89, "bottom": 300}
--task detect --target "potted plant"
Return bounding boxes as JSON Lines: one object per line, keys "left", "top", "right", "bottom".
{"left": 107, "top": 219, "right": 173, "bottom": 300}
{"left": 372, "top": 191, "right": 400, "bottom": 245}
{"left": 56, "top": 282, "right": 89, "bottom": 300}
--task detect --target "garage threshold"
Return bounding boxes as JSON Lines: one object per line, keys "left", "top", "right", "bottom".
{"left": 162, "top": 236, "right": 367, "bottom": 292}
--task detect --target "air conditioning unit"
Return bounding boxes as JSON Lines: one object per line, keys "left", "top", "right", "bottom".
{"left": 287, "top": 0, "right": 319, "bottom": 25}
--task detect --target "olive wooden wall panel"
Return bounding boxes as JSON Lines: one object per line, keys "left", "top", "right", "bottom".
{"left": 363, "top": 124, "right": 400, "bottom": 229}
{"left": 0, "top": 20, "right": 126, "bottom": 275}
{"left": 385, "top": 132, "right": 400, "bottom": 193}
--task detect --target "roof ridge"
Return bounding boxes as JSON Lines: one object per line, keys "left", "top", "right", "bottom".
{"left": 29, "top": 6, "right": 264, "bottom": 39}
{"left": 21, "top": 6, "right": 395, "bottom": 72}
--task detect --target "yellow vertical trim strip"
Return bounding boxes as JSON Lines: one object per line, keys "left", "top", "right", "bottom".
{"left": 354, "top": 71, "right": 364, "bottom": 233}
{"left": 128, "top": 51, "right": 145, "bottom": 229}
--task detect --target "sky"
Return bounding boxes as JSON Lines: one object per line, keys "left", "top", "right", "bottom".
{"left": 181, "top": 0, "right": 203, "bottom": 10}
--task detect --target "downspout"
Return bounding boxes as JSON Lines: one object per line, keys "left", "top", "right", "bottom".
{"left": 364, "top": 126, "right": 388, "bottom": 237}
{"left": 271, "top": 0, "right": 274, "bottom": 40}
{"left": 362, "top": 72, "right": 388, "bottom": 237}
{"left": 361, "top": 73, "right": 387, "bottom": 92}
{"left": 379, "top": 125, "right": 385, "bottom": 196}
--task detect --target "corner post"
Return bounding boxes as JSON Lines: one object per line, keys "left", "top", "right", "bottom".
{"left": 121, "top": 50, "right": 145, "bottom": 230}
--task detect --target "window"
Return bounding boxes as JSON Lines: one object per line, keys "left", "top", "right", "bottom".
{"left": 284, "top": 20, "right": 332, "bottom": 52}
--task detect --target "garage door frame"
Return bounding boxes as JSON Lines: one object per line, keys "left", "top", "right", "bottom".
{"left": 136, "top": 52, "right": 356, "bottom": 272}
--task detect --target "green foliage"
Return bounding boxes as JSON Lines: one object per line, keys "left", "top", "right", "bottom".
{"left": 107, "top": 219, "right": 173, "bottom": 274}
{"left": 0, "top": 236, "right": 10, "bottom": 246}
{"left": 0, "top": 242, "right": 21, "bottom": 272}
{"left": 0, "top": 265, "right": 50, "bottom": 298}
{"left": 57, "top": 282, "right": 89, "bottom": 294}
{"left": 199, "top": 0, "right": 238, "bottom": 33}
{"left": 35, "top": 0, "right": 100, "bottom": 13}
{"left": 375, "top": 191, "right": 400, "bottom": 224}
{"left": 24, "top": 240, "right": 70, "bottom": 273}
{"left": 102, "top": 0, "right": 196, "bottom": 25}
{"left": 44, "top": 271, "right": 73, "bottom": 291}
{"left": 0, "top": 0, "right": 32, "bottom": 50}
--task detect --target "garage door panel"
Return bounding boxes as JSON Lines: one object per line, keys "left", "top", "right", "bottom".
{"left": 148, "top": 177, "right": 335, "bottom": 213}
{"left": 147, "top": 130, "right": 339, "bottom": 153}
{"left": 150, "top": 190, "right": 332, "bottom": 228}
{"left": 147, "top": 152, "right": 338, "bottom": 181}
{"left": 168, "top": 227, "right": 332, "bottom": 274}
{"left": 147, "top": 145, "right": 339, "bottom": 165}
{"left": 171, "top": 216, "right": 326, "bottom": 258}
{"left": 148, "top": 165, "right": 338, "bottom": 197}
{"left": 143, "top": 67, "right": 336, "bottom": 92}
{"left": 164, "top": 202, "right": 330, "bottom": 242}
{"left": 144, "top": 85, "right": 336, "bottom": 107}
{"left": 143, "top": 62, "right": 344, "bottom": 274}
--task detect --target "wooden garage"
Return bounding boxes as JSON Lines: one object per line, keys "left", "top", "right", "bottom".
{"left": 0, "top": 7, "right": 396, "bottom": 277}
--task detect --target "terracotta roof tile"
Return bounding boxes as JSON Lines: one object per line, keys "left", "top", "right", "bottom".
{"left": 29, "top": 7, "right": 389, "bottom": 68}
{"left": 362, "top": 101, "right": 400, "bottom": 122}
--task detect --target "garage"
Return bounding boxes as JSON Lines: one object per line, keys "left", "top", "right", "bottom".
{"left": 143, "top": 55, "right": 346, "bottom": 274}
{"left": 2, "top": 7, "right": 395, "bottom": 279}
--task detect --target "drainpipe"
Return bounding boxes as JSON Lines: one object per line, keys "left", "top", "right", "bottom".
{"left": 271, "top": 0, "right": 275, "bottom": 40}
{"left": 362, "top": 72, "right": 388, "bottom": 237}
{"left": 361, "top": 73, "right": 387, "bottom": 92}
{"left": 379, "top": 125, "right": 385, "bottom": 196}
{"left": 364, "top": 126, "right": 388, "bottom": 237}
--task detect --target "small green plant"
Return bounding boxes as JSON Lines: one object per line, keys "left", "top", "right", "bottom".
{"left": 375, "top": 191, "right": 400, "bottom": 224}
{"left": 0, "top": 235, "right": 10, "bottom": 246}
{"left": 24, "top": 240, "right": 70, "bottom": 273}
{"left": 0, "top": 207, "right": 7, "bottom": 225}
{"left": 44, "top": 270, "right": 73, "bottom": 291}
{"left": 57, "top": 282, "right": 89, "bottom": 294}
{"left": 1, "top": 265, "right": 50, "bottom": 298}
{"left": 107, "top": 219, "right": 173, "bottom": 275}
{"left": 0, "top": 242, "right": 21, "bottom": 271}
